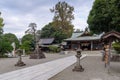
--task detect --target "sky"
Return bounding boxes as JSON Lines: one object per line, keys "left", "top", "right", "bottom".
{"left": 0, "top": 0, "right": 95, "bottom": 38}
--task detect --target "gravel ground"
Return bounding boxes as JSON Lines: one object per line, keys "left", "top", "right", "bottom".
{"left": 49, "top": 56, "right": 120, "bottom": 80}
{"left": 1, "top": 50, "right": 119, "bottom": 80}
{"left": 0, "top": 52, "right": 75, "bottom": 74}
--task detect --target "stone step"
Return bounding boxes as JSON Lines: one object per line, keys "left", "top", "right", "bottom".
{"left": 0, "top": 54, "right": 86, "bottom": 80}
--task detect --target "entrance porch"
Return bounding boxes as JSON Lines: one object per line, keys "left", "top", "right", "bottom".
{"left": 67, "top": 40, "right": 102, "bottom": 51}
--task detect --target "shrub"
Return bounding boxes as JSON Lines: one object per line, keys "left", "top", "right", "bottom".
{"left": 112, "top": 42, "right": 120, "bottom": 54}
{"left": 0, "top": 54, "right": 8, "bottom": 58}
{"left": 49, "top": 45, "right": 60, "bottom": 53}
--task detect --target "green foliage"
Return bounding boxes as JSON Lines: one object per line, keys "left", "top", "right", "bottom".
{"left": 20, "top": 41, "right": 32, "bottom": 54}
{"left": 53, "top": 21, "right": 74, "bottom": 38}
{"left": 0, "top": 12, "right": 8, "bottom": 56}
{"left": 21, "top": 34, "right": 33, "bottom": 43}
{"left": 0, "top": 17, "right": 4, "bottom": 28}
{"left": 52, "top": 28, "right": 67, "bottom": 43}
{"left": 41, "top": 22, "right": 67, "bottom": 43}
{"left": 50, "top": 1, "right": 74, "bottom": 38}
{"left": 41, "top": 23, "right": 55, "bottom": 38}
{"left": 0, "top": 54, "right": 8, "bottom": 58}
{"left": 50, "top": 1, "right": 74, "bottom": 23}
{"left": 49, "top": 45, "right": 60, "bottom": 53}
{"left": 0, "top": 12, "right": 4, "bottom": 35}
{"left": 3, "top": 33, "right": 19, "bottom": 48}
{"left": 41, "top": 1, "right": 74, "bottom": 42}
{"left": 87, "top": 0, "right": 120, "bottom": 33}
{"left": 0, "top": 35, "right": 13, "bottom": 56}
{"left": 25, "top": 23, "right": 37, "bottom": 35}
{"left": 21, "top": 34, "right": 34, "bottom": 53}
{"left": 25, "top": 23, "right": 37, "bottom": 48}
{"left": 112, "top": 42, "right": 120, "bottom": 54}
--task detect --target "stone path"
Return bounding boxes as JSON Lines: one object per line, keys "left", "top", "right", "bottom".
{"left": 49, "top": 56, "right": 120, "bottom": 80}
{"left": 0, "top": 54, "right": 86, "bottom": 80}
{"left": 0, "top": 53, "right": 74, "bottom": 74}
{"left": 0, "top": 51, "right": 119, "bottom": 80}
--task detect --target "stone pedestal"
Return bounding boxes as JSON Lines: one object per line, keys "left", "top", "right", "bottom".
{"left": 30, "top": 47, "right": 45, "bottom": 59}
{"left": 59, "top": 45, "right": 65, "bottom": 54}
{"left": 15, "top": 49, "right": 26, "bottom": 67}
{"left": 59, "top": 50, "right": 65, "bottom": 54}
{"left": 73, "top": 48, "right": 84, "bottom": 72}
{"left": 15, "top": 60, "right": 26, "bottom": 66}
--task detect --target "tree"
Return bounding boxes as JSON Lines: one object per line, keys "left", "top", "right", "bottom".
{"left": 52, "top": 28, "right": 67, "bottom": 43}
{"left": 25, "top": 23, "right": 37, "bottom": 49}
{"left": 25, "top": 23, "right": 37, "bottom": 34}
{"left": 25, "top": 23, "right": 37, "bottom": 40}
{"left": 0, "top": 12, "right": 5, "bottom": 56}
{"left": 20, "top": 41, "right": 32, "bottom": 54}
{"left": 0, "top": 33, "right": 19, "bottom": 55}
{"left": 50, "top": 1, "right": 74, "bottom": 38}
{"left": 111, "top": 0, "right": 120, "bottom": 31}
{"left": 50, "top": 1, "right": 74, "bottom": 23}
{"left": 87, "top": 0, "right": 120, "bottom": 34}
{"left": 36, "top": 30, "right": 41, "bottom": 41}
{"left": 41, "top": 22, "right": 55, "bottom": 38}
{"left": 21, "top": 34, "right": 33, "bottom": 43}
{"left": 3, "top": 33, "right": 19, "bottom": 48}
{"left": 21, "top": 34, "right": 34, "bottom": 53}
{"left": 0, "top": 12, "right": 4, "bottom": 34}
{"left": 41, "top": 22, "right": 67, "bottom": 43}
{"left": 0, "top": 39, "right": 13, "bottom": 56}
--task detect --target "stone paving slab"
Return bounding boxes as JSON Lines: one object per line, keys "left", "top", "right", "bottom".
{"left": 0, "top": 54, "right": 87, "bottom": 80}
{"left": 49, "top": 56, "right": 120, "bottom": 80}
{"left": 0, "top": 53, "right": 75, "bottom": 74}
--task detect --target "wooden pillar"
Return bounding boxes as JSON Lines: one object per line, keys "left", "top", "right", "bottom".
{"left": 91, "top": 41, "right": 93, "bottom": 51}
{"left": 79, "top": 42, "right": 81, "bottom": 49}
{"left": 104, "top": 44, "right": 110, "bottom": 70}
{"left": 78, "top": 41, "right": 80, "bottom": 49}
{"left": 71, "top": 41, "right": 72, "bottom": 50}
{"left": 109, "top": 39, "right": 112, "bottom": 49}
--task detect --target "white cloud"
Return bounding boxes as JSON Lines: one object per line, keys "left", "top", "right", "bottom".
{"left": 0, "top": 0, "right": 94, "bottom": 38}
{"left": 73, "top": 1, "right": 94, "bottom": 31}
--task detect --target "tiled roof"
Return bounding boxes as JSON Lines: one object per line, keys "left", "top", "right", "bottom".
{"left": 65, "top": 32, "right": 104, "bottom": 41}
{"left": 102, "top": 31, "right": 120, "bottom": 39}
{"left": 39, "top": 38, "right": 54, "bottom": 44}
{"left": 71, "top": 32, "right": 83, "bottom": 38}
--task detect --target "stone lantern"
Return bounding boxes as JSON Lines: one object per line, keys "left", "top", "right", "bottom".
{"left": 73, "top": 48, "right": 84, "bottom": 72}
{"left": 15, "top": 49, "right": 26, "bottom": 66}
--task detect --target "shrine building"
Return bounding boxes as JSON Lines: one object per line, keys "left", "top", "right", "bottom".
{"left": 64, "top": 29, "right": 104, "bottom": 50}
